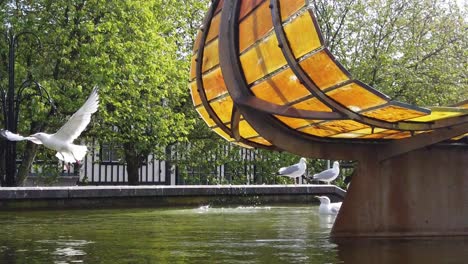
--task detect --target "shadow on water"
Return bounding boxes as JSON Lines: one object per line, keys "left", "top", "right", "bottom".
{"left": 333, "top": 236, "right": 468, "bottom": 264}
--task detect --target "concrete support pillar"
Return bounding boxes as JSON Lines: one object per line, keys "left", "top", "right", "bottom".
{"left": 332, "top": 145, "right": 468, "bottom": 237}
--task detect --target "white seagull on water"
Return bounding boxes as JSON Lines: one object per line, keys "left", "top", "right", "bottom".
{"left": 312, "top": 161, "right": 340, "bottom": 184}
{"left": 0, "top": 87, "right": 99, "bottom": 163}
{"left": 278, "top": 157, "right": 307, "bottom": 181}
{"left": 316, "top": 196, "right": 341, "bottom": 215}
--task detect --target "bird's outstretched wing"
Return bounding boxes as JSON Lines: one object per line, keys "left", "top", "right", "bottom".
{"left": 53, "top": 87, "right": 99, "bottom": 143}
{"left": 0, "top": 129, "right": 42, "bottom": 144}
{"left": 0, "top": 129, "right": 28, "bottom": 141}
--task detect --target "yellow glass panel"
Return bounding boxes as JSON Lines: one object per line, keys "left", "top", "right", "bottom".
{"left": 331, "top": 132, "right": 367, "bottom": 138}
{"left": 318, "top": 120, "right": 368, "bottom": 135}
{"left": 248, "top": 137, "right": 273, "bottom": 146}
{"left": 196, "top": 106, "right": 216, "bottom": 127}
{"left": 409, "top": 109, "right": 466, "bottom": 122}
{"left": 239, "top": 0, "right": 263, "bottom": 20}
{"left": 251, "top": 68, "right": 310, "bottom": 105}
{"left": 201, "top": 39, "right": 220, "bottom": 73}
{"left": 284, "top": 12, "right": 322, "bottom": 59}
{"left": 360, "top": 131, "right": 401, "bottom": 139}
{"left": 326, "top": 83, "right": 387, "bottom": 111}
{"left": 275, "top": 115, "right": 315, "bottom": 129}
{"left": 206, "top": 12, "right": 221, "bottom": 44}
{"left": 202, "top": 67, "right": 229, "bottom": 101}
{"left": 240, "top": 33, "right": 285, "bottom": 84}
{"left": 300, "top": 50, "right": 349, "bottom": 90}
{"left": 189, "top": 54, "right": 197, "bottom": 81}
{"left": 193, "top": 29, "right": 202, "bottom": 55}
{"left": 384, "top": 132, "right": 412, "bottom": 139}
{"left": 363, "top": 105, "right": 427, "bottom": 122}
{"left": 241, "top": 10, "right": 320, "bottom": 84}
{"left": 210, "top": 97, "right": 234, "bottom": 123}
{"left": 213, "top": 127, "right": 234, "bottom": 142}
{"left": 190, "top": 82, "right": 202, "bottom": 106}
{"left": 299, "top": 124, "right": 338, "bottom": 137}
{"left": 239, "top": 120, "right": 260, "bottom": 138}
{"left": 232, "top": 141, "right": 254, "bottom": 149}
{"left": 239, "top": 0, "right": 305, "bottom": 52}
{"left": 293, "top": 97, "right": 333, "bottom": 112}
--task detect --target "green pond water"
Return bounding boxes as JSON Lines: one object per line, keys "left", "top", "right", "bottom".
{"left": 1, "top": 205, "right": 468, "bottom": 264}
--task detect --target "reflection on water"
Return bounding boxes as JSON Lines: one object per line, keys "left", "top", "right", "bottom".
{"left": 0, "top": 205, "right": 467, "bottom": 263}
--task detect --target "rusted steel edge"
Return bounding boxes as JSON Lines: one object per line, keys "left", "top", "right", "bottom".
{"left": 219, "top": 0, "right": 378, "bottom": 160}
{"left": 237, "top": 96, "right": 343, "bottom": 120}
{"left": 378, "top": 122, "right": 468, "bottom": 161}
{"left": 195, "top": 0, "right": 270, "bottom": 149}
{"left": 271, "top": 0, "right": 466, "bottom": 132}
{"left": 195, "top": 0, "right": 232, "bottom": 137}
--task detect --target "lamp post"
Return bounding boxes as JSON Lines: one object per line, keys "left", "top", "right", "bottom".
{"left": 1, "top": 29, "right": 54, "bottom": 186}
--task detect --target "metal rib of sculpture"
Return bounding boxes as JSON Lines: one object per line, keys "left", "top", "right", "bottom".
{"left": 190, "top": 0, "right": 468, "bottom": 237}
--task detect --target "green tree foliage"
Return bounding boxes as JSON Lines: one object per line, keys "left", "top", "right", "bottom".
{"left": 312, "top": 0, "right": 467, "bottom": 106}
{"left": 0, "top": 0, "right": 206, "bottom": 185}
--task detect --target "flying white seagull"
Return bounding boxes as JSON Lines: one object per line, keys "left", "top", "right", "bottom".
{"left": 278, "top": 157, "right": 307, "bottom": 180}
{"left": 0, "top": 87, "right": 99, "bottom": 163}
{"left": 315, "top": 196, "right": 341, "bottom": 215}
{"left": 311, "top": 161, "right": 340, "bottom": 184}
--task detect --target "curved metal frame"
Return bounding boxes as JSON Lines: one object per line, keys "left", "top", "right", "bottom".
{"left": 219, "top": 0, "right": 380, "bottom": 160}
{"left": 270, "top": 0, "right": 467, "bottom": 131}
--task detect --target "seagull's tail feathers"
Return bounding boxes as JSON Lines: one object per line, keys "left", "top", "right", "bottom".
{"left": 278, "top": 167, "right": 287, "bottom": 174}
{"left": 55, "top": 145, "right": 87, "bottom": 163}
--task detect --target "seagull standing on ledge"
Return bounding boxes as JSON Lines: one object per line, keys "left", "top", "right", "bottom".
{"left": 312, "top": 161, "right": 340, "bottom": 184}
{"left": 316, "top": 196, "right": 341, "bottom": 215}
{"left": 278, "top": 157, "right": 307, "bottom": 182}
{"left": 0, "top": 87, "right": 99, "bottom": 164}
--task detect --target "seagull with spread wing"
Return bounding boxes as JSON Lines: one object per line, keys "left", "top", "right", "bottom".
{"left": 315, "top": 196, "right": 342, "bottom": 215}
{"left": 0, "top": 87, "right": 99, "bottom": 163}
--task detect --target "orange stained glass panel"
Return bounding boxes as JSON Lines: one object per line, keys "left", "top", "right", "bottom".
{"left": 300, "top": 50, "right": 349, "bottom": 90}
{"left": 299, "top": 124, "right": 340, "bottom": 137}
{"left": 318, "top": 120, "right": 368, "bottom": 135}
{"left": 283, "top": 12, "right": 322, "bottom": 59}
{"left": 247, "top": 136, "right": 273, "bottom": 146}
{"left": 190, "top": 82, "right": 202, "bottom": 106}
{"left": 196, "top": 106, "right": 216, "bottom": 127}
{"left": 213, "top": 127, "right": 234, "bottom": 142}
{"left": 189, "top": 54, "right": 197, "bottom": 81}
{"left": 193, "top": 30, "right": 202, "bottom": 55}
{"left": 251, "top": 68, "right": 310, "bottom": 105}
{"left": 362, "top": 104, "right": 427, "bottom": 122}
{"left": 240, "top": 33, "right": 285, "bottom": 84}
{"left": 360, "top": 131, "right": 401, "bottom": 139}
{"left": 275, "top": 115, "right": 315, "bottom": 129}
{"left": 326, "top": 83, "right": 387, "bottom": 112}
{"left": 239, "top": 0, "right": 305, "bottom": 52}
{"left": 292, "top": 97, "right": 333, "bottom": 112}
{"left": 239, "top": 120, "right": 260, "bottom": 138}
{"left": 201, "top": 39, "right": 220, "bottom": 73}
{"left": 232, "top": 141, "right": 255, "bottom": 149}
{"left": 210, "top": 97, "right": 234, "bottom": 123}
{"left": 240, "top": 10, "right": 321, "bottom": 84}
{"left": 205, "top": 13, "right": 221, "bottom": 45}
{"left": 384, "top": 131, "right": 412, "bottom": 139}
{"left": 239, "top": 0, "right": 264, "bottom": 21}
{"left": 409, "top": 109, "right": 466, "bottom": 122}
{"left": 202, "top": 67, "right": 229, "bottom": 101}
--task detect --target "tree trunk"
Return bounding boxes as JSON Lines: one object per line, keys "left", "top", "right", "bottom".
{"left": 0, "top": 140, "right": 5, "bottom": 186}
{"left": 124, "top": 142, "right": 141, "bottom": 185}
{"left": 16, "top": 142, "right": 38, "bottom": 186}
